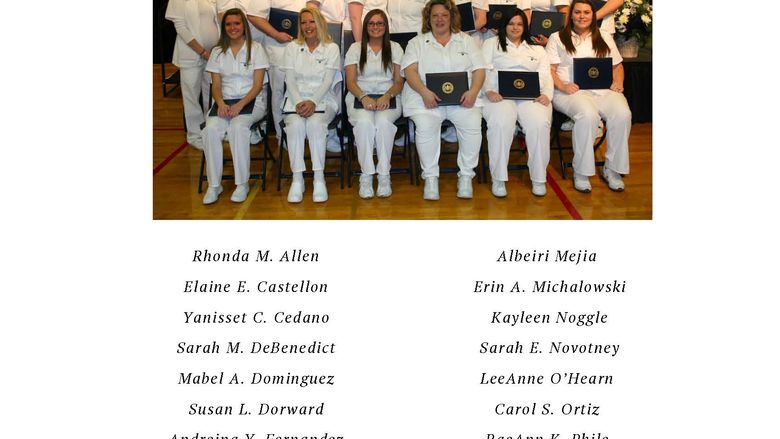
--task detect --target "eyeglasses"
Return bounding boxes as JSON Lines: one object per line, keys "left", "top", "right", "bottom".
{"left": 367, "top": 21, "right": 386, "bottom": 27}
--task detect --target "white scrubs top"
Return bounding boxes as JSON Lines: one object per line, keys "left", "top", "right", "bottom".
{"left": 281, "top": 41, "right": 342, "bottom": 111}
{"left": 545, "top": 30, "right": 622, "bottom": 97}
{"left": 480, "top": 36, "right": 552, "bottom": 100}
{"left": 206, "top": 40, "right": 271, "bottom": 99}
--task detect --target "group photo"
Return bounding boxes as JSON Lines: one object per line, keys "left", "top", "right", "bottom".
{"left": 152, "top": 0, "right": 653, "bottom": 219}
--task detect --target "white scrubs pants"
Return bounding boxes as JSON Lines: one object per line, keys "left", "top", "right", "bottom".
{"left": 202, "top": 92, "right": 267, "bottom": 188}
{"left": 347, "top": 106, "right": 402, "bottom": 176}
{"left": 552, "top": 90, "right": 631, "bottom": 176}
{"left": 410, "top": 106, "right": 482, "bottom": 179}
{"left": 180, "top": 64, "right": 210, "bottom": 144}
{"left": 482, "top": 99, "right": 552, "bottom": 183}
{"left": 283, "top": 107, "right": 338, "bottom": 173}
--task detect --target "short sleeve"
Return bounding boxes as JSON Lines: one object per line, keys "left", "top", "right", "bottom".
{"left": 464, "top": 34, "right": 487, "bottom": 70}
{"left": 471, "top": 0, "right": 488, "bottom": 11}
{"left": 251, "top": 41, "right": 270, "bottom": 69}
{"left": 400, "top": 35, "right": 422, "bottom": 70}
{"left": 205, "top": 47, "right": 223, "bottom": 73}
{"left": 344, "top": 42, "right": 361, "bottom": 66}
{"left": 553, "top": 0, "right": 569, "bottom": 6}
{"left": 216, "top": 0, "right": 235, "bottom": 13}
{"left": 602, "top": 32, "right": 623, "bottom": 65}
{"left": 246, "top": 0, "right": 269, "bottom": 18}
{"left": 545, "top": 31, "right": 562, "bottom": 64}
{"left": 390, "top": 41, "right": 403, "bottom": 65}
{"left": 518, "top": 0, "right": 530, "bottom": 10}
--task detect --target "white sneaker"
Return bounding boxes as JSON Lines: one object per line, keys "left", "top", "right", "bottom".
{"left": 441, "top": 126, "right": 458, "bottom": 143}
{"left": 532, "top": 182, "right": 547, "bottom": 197}
{"left": 202, "top": 186, "right": 223, "bottom": 204}
{"left": 561, "top": 119, "right": 574, "bottom": 131}
{"left": 423, "top": 177, "right": 439, "bottom": 200}
{"left": 287, "top": 181, "right": 304, "bottom": 203}
{"left": 573, "top": 172, "right": 592, "bottom": 193}
{"left": 377, "top": 175, "right": 392, "bottom": 198}
{"left": 359, "top": 174, "right": 374, "bottom": 199}
{"left": 491, "top": 181, "right": 507, "bottom": 198}
{"left": 189, "top": 137, "right": 205, "bottom": 150}
{"left": 601, "top": 167, "right": 625, "bottom": 191}
{"left": 326, "top": 130, "right": 341, "bottom": 153}
{"left": 457, "top": 176, "right": 473, "bottom": 199}
{"left": 313, "top": 178, "right": 328, "bottom": 202}
{"left": 230, "top": 183, "right": 249, "bottom": 203}
{"left": 250, "top": 127, "right": 262, "bottom": 144}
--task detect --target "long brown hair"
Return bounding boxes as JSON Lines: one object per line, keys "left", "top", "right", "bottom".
{"left": 359, "top": 9, "right": 392, "bottom": 74}
{"left": 216, "top": 8, "right": 253, "bottom": 64}
{"left": 558, "top": 0, "right": 609, "bottom": 57}
{"left": 421, "top": 0, "right": 461, "bottom": 34}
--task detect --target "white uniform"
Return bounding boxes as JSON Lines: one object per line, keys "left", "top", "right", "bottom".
{"left": 203, "top": 41, "right": 270, "bottom": 188}
{"left": 281, "top": 41, "right": 342, "bottom": 173}
{"left": 401, "top": 32, "right": 487, "bottom": 179}
{"left": 519, "top": 0, "right": 567, "bottom": 11}
{"left": 387, "top": 0, "right": 426, "bottom": 33}
{"left": 165, "top": 0, "right": 220, "bottom": 146}
{"left": 480, "top": 36, "right": 552, "bottom": 183}
{"left": 546, "top": 30, "right": 630, "bottom": 176}
{"left": 345, "top": 41, "right": 403, "bottom": 176}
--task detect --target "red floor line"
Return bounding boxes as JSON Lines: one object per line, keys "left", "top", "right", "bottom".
{"left": 154, "top": 142, "right": 189, "bottom": 176}
{"left": 547, "top": 170, "right": 583, "bottom": 220}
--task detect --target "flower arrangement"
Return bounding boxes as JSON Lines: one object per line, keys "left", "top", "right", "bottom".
{"left": 614, "top": 0, "right": 653, "bottom": 47}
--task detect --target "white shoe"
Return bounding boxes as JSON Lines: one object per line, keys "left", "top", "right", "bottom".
{"left": 532, "top": 182, "right": 547, "bottom": 197}
{"left": 188, "top": 136, "right": 204, "bottom": 150}
{"left": 326, "top": 131, "right": 342, "bottom": 153}
{"left": 423, "top": 177, "right": 439, "bottom": 200}
{"left": 601, "top": 167, "right": 625, "bottom": 191}
{"left": 313, "top": 178, "right": 328, "bottom": 202}
{"left": 377, "top": 175, "right": 392, "bottom": 198}
{"left": 573, "top": 172, "right": 592, "bottom": 193}
{"left": 230, "top": 183, "right": 249, "bottom": 203}
{"left": 457, "top": 176, "right": 473, "bottom": 199}
{"left": 491, "top": 181, "right": 507, "bottom": 198}
{"left": 441, "top": 126, "right": 458, "bottom": 143}
{"left": 359, "top": 174, "right": 374, "bottom": 199}
{"left": 250, "top": 127, "right": 262, "bottom": 144}
{"left": 561, "top": 119, "right": 574, "bottom": 131}
{"left": 202, "top": 186, "right": 223, "bottom": 204}
{"left": 287, "top": 180, "right": 304, "bottom": 203}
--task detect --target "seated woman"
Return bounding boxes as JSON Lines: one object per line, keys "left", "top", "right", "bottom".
{"left": 401, "top": 0, "right": 486, "bottom": 200}
{"left": 481, "top": 8, "right": 553, "bottom": 197}
{"left": 280, "top": 7, "right": 342, "bottom": 203}
{"left": 202, "top": 8, "right": 269, "bottom": 204}
{"left": 345, "top": 9, "right": 405, "bottom": 198}
{"left": 546, "top": 0, "right": 630, "bottom": 192}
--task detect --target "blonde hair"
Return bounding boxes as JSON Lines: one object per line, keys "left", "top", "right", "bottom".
{"left": 294, "top": 7, "right": 333, "bottom": 45}
{"left": 421, "top": 0, "right": 461, "bottom": 34}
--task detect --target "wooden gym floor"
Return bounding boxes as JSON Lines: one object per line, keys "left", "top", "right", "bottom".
{"left": 152, "top": 65, "right": 652, "bottom": 220}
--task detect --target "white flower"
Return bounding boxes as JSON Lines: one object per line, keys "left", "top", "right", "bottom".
{"left": 622, "top": 7, "right": 631, "bottom": 15}
{"left": 641, "top": 14, "right": 651, "bottom": 24}
{"left": 619, "top": 15, "right": 630, "bottom": 24}
{"left": 632, "top": 0, "right": 643, "bottom": 4}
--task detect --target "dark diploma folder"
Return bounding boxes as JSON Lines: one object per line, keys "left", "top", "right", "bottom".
{"left": 497, "top": 71, "right": 540, "bottom": 100}
{"left": 529, "top": 11, "right": 564, "bottom": 37}
{"left": 573, "top": 57, "right": 613, "bottom": 90}
{"left": 426, "top": 71, "right": 469, "bottom": 106}
{"left": 487, "top": 4, "right": 518, "bottom": 30}
{"left": 354, "top": 94, "right": 397, "bottom": 109}
{"left": 269, "top": 8, "right": 298, "bottom": 39}
{"left": 208, "top": 98, "right": 256, "bottom": 116}
{"left": 457, "top": 2, "right": 476, "bottom": 32}
{"left": 389, "top": 32, "right": 417, "bottom": 50}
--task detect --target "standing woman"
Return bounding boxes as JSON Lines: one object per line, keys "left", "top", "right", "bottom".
{"left": 201, "top": 8, "right": 269, "bottom": 204}
{"left": 546, "top": 0, "right": 630, "bottom": 192}
{"left": 280, "top": 8, "right": 342, "bottom": 203}
{"left": 165, "top": 0, "right": 220, "bottom": 150}
{"left": 481, "top": 9, "right": 552, "bottom": 197}
{"left": 345, "top": 9, "right": 405, "bottom": 198}
{"left": 401, "top": 0, "right": 486, "bottom": 200}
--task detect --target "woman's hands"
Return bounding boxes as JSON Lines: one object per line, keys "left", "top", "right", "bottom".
{"left": 296, "top": 100, "right": 317, "bottom": 118}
